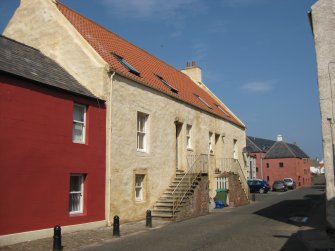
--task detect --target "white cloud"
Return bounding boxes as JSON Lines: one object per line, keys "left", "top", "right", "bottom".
{"left": 240, "top": 81, "right": 274, "bottom": 93}
{"left": 101, "top": 0, "right": 204, "bottom": 20}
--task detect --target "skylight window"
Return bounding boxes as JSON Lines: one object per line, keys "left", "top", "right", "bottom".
{"left": 155, "top": 74, "right": 178, "bottom": 93}
{"left": 193, "top": 93, "right": 212, "bottom": 109}
{"left": 215, "top": 104, "right": 231, "bottom": 117}
{"left": 112, "top": 52, "right": 141, "bottom": 76}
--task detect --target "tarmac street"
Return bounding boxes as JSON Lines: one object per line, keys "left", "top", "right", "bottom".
{"left": 1, "top": 175, "right": 334, "bottom": 251}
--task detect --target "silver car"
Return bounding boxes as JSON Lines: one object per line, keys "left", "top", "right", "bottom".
{"left": 272, "top": 180, "right": 288, "bottom": 192}
{"left": 283, "top": 178, "right": 296, "bottom": 189}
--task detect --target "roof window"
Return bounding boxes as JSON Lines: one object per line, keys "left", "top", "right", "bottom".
{"left": 193, "top": 93, "right": 212, "bottom": 109}
{"left": 112, "top": 52, "right": 140, "bottom": 76}
{"left": 155, "top": 74, "right": 178, "bottom": 93}
{"left": 215, "top": 104, "right": 231, "bottom": 117}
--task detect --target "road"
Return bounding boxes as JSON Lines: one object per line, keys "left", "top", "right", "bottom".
{"left": 82, "top": 177, "right": 326, "bottom": 251}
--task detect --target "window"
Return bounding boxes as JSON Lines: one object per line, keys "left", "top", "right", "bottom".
{"left": 112, "top": 52, "right": 140, "bottom": 76}
{"left": 209, "top": 132, "right": 214, "bottom": 154}
{"left": 135, "top": 174, "right": 145, "bottom": 201}
{"left": 215, "top": 104, "right": 231, "bottom": 117}
{"left": 216, "top": 177, "right": 228, "bottom": 190}
{"left": 73, "top": 104, "right": 86, "bottom": 143}
{"left": 279, "top": 162, "right": 284, "bottom": 168}
{"left": 256, "top": 167, "right": 259, "bottom": 173}
{"left": 193, "top": 93, "right": 212, "bottom": 109}
{"left": 155, "top": 74, "right": 178, "bottom": 93}
{"left": 266, "top": 163, "right": 270, "bottom": 168}
{"left": 69, "top": 174, "right": 84, "bottom": 214}
{"left": 267, "top": 176, "right": 270, "bottom": 182}
{"left": 186, "top": 125, "right": 192, "bottom": 149}
{"left": 137, "top": 112, "right": 148, "bottom": 151}
{"left": 233, "top": 139, "right": 238, "bottom": 159}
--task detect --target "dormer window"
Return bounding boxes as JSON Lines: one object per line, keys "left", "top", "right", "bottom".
{"left": 155, "top": 74, "right": 178, "bottom": 93}
{"left": 215, "top": 104, "right": 231, "bottom": 117}
{"left": 193, "top": 93, "right": 212, "bottom": 109}
{"left": 112, "top": 52, "right": 140, "bottom": 76}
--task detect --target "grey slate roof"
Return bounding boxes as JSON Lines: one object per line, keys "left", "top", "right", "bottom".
{"left": 247, "top": 136, "right": 309, "bottom": 159}
{"left": 0, "top": 35, "right": 99, "bottom": 100}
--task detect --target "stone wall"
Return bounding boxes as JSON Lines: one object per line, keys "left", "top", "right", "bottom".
{"left": 177, "top": 175, "right": 209, "bottom": 220}
{"left": 224, "top": 172, "right": 249, "bottom": 207}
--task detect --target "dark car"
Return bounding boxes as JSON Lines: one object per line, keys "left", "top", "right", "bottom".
{"left": 272, "top": 180, "right": 288, "bottom": 192}
{"left": 247, "top": 179, "right": 270, "bottom": 194}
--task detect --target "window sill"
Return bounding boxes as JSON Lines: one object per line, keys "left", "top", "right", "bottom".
{"left": 187, "top": 148, "right": 193, "bottom": 152}
{"left": 73, "top": 141, "right": 86, "bottom": 145}
{"left": 69, "top": 212, "right": 85, "bottom": 217}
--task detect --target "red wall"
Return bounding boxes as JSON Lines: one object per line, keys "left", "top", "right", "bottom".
{"left": 0, "top": 75, "right": 106, "bottom": 235}
{"left": 253, "top": 151, "right": 311, "bottom": 188}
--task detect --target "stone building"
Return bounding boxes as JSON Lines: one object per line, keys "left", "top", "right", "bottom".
{"left": 309, "top": 0, "right": 335, "bottom": 231}
{"left": 3, "top": 0, "right": 249, "bottom": 240}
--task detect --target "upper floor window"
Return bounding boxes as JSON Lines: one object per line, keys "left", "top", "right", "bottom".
{"left": 279, "top": 162, "right": 284, "bottom": 168}
{"left": 209, "top": 132, "right": 214, "bottom": 154}
{"left": 155, "top": 74, "right": 178, "bottom": 93}
{"left": 233, "top": 139, "right": 238, "bottom": 159}
{"left": 73, "top": 104, "right": 86, "bottom": 143}
{"left": 137, "top": 112, "right": 148, "bottom": 152}
{"left": 186, "top": 125, "right": 192, "bottom": 149}
{"left": 266, "top": 163, "right": 270, "bottom": 168}
{"left": 193, "top": 93, "right": 212, "bottom": 109}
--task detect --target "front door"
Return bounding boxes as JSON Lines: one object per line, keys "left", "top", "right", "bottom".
{"left": 175, "top": 123, "right": 182, "bottom": 170}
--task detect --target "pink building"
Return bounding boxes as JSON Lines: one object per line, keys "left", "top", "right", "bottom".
{"left": 246, "top": 135, "right": 311, "bottom": 188}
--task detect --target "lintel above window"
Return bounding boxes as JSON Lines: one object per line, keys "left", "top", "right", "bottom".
{"left": 193, "top": 93, "right": 212, "bottom": 109}
{"left": 215, "top": 104, "right": 231, "bottom": 117}
{"left": 155, "top": 74, "right": 178, "bottom": 93}
{"left": 112, "top": 52, "right": 141, "bottom": 77}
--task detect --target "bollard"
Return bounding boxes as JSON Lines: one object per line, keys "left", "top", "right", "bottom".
{"left": 146, "top": 210, "right": 152, "bottom": 228}
{"left": 113, "top": 215, "right": 120, "bottom": 236}
{"left": 252, "top": 193, "right": 256, "bottom": 202}
{"left": 53, "top": 225, "right": 62, "bottom": 251}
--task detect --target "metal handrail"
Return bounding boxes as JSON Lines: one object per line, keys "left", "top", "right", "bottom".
{"left": 171, "top": 154, "right": 208, "bottom": 217}
{"left": 215, "top": 158, "right": 250, "bottom": 200}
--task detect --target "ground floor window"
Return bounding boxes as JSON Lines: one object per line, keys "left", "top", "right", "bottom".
{"left": 69, "top": 174, "right": 84, "bottom": 214}
{"left": 135, "top": 174, "right": 145, "bottom": 201}
{"left": 216, "top": 177, "right": 228, "bottom": 190}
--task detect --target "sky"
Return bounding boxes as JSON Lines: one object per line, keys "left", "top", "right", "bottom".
{"left": 0, "top": 0, "right": 322, "bottom": 159}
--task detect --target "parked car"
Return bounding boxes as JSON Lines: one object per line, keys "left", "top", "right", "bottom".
{"left": 283, "top": 178, "right": 296, "bottom": 189}
{"left": 272, "top": 180, "right": 288, "bottom": 192}
{"left": 247, "top": 179, "right": 270, "bottom": 194}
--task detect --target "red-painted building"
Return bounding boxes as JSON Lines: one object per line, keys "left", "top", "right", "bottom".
{"left": 0, "top": 36, "right": 106, "bottom": 240}
{"left": 246, "top": 135, "right": 311, "bottom": 188}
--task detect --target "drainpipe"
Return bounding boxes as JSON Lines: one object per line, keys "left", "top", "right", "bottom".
{"left": 106, "top": 71, "right": 115, "bottom": 226}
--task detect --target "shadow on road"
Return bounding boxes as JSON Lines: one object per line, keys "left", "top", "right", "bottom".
{"left": 253, "top": 175, "right": 329, "bottom": 250}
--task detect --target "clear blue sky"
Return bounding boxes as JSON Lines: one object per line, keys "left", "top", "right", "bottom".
{"left": 0, "top": 0, "right": 322, "bottom": 159}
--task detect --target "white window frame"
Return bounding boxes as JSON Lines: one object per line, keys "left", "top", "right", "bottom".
{"left": 135, "top": 174, "right": 145, "bottom": 202}
{"left": 209, "top": 132, "right": 214, "bottom": 154}
{"left": 186, "top": 124, "right": 192, "bottom": 149}
{"left": 216, "top": 177, "right": 228, "bottom": 190}
{"left": 137, "top": 112, "right": 148, "bottom": 152}
{"left": 73, "top": 104, "right": 86, "bottom": 144}
{"left": 69, "top": 174, "right": 84, "bottom": 214}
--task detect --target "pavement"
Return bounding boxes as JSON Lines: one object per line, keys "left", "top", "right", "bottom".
{"left": 0, "top": 219, "right": 171, "bottom": 251}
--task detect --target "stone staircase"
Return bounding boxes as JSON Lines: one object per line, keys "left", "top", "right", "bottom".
{"left": 152, "top": 170, "right": 199, "bottom": 219}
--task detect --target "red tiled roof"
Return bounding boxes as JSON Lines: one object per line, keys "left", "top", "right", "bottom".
{"left": 56, "top": 2, "right": 244, "bottom": 128}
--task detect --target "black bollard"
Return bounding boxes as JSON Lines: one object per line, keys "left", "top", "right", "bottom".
{"left": 146, "top": 210, "right": 152, "bottom": 228}
{"left": 252, "top": 193, "right": 256, "bottom": 202}
{"left": 53, "top": 225, "right": 62, "bottom": 251}
{"left": 113, "top": 215, "right": 120, "bottom": 236}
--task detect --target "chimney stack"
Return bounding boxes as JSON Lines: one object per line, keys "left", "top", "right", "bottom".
{"left": 277, "top": 134, "right": 283, "bottom": 142}
{"left": 181, "top": 61, "right": 202, "bottom": 84}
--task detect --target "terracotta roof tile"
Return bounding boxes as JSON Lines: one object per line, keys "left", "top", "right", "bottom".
{"left": 56, "top": 2, "right": 243, "bottom": 127}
